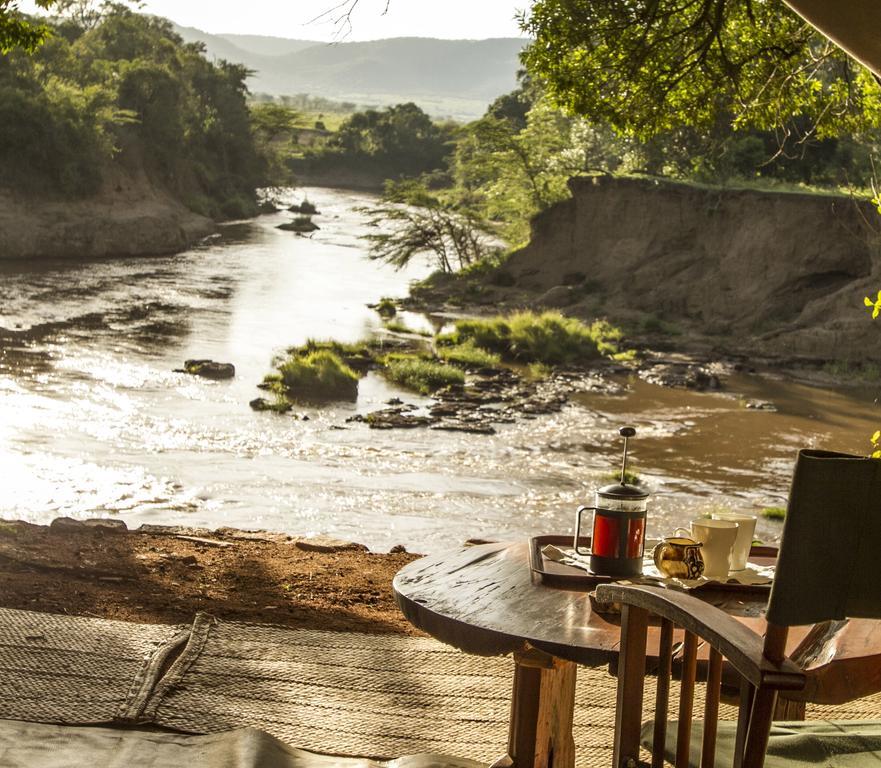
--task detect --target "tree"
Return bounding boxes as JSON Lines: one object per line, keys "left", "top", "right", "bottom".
{"left": 1, "top": 0, "right": 57, "bottom": 52}
{"left": 0, "top": 6, "right": 261, "bottom": 212}
{"left": 250, "top": 103, "right": 299, "bottom": 143}
{"left": 250, "top": 102, "right": 299, "bottom": 185}
{"left": 307, "top": 102, "right": 455, "bottom": 180}
{"left": 453, "top": 97, "right": 609, "bottom": 243}
{"left": 362, "top": 181, "right": 499, "bottom": 274}
{"left": 521, "top": 0, "right": 881, "bottom": 149}
{"left": 485, "top": 70, "right": 540, "bottom": 131}
{"left": 54, "top": 0, "right": 142, "bottom": 30}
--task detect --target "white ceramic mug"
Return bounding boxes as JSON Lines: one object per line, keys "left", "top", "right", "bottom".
{"left": 711, "top": 512, "right": 757, "bottom": 571}
{"left": 676, "top": 519, "right": 738, "bottom": 579}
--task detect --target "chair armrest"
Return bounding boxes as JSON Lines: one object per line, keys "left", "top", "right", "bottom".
{"left": 595, "top": 583, "right": 805, "bottom": 691}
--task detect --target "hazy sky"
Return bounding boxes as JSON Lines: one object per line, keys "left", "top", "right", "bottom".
{"left": 26, "top": 1, "right": 530, "bottom": 41}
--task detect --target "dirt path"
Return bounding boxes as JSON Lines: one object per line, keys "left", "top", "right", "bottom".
{"left": 0, "top": 518, "right": 422, "bottom": 634}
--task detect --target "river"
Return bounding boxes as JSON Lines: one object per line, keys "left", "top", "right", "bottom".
{"left": 1, "top": 187, "right": 879, "bottom": 552}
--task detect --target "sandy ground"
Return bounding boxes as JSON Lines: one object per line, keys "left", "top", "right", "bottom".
{"left": 0, "top": 518, "right": 422, "bottom": 634}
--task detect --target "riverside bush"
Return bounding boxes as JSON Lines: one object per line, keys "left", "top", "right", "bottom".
{"left": 382, "top": 355, "right": 464, "bottom": 394}
{"left": 272, "top": 350, "right": 360, "bottom": 402}
{"left": 440, "top": 311, "right": 619, "bottom": 365}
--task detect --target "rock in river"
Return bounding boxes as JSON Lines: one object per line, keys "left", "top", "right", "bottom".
{"left": 181, "top": 359, "right": 236, "bottom": 380}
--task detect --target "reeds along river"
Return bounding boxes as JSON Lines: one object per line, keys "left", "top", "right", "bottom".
{"left": 0, "top": 187, "right": 879, "bottom": 552}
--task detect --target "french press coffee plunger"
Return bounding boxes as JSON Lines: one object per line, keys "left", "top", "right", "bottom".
{"left": 574, "top": 426, "right": 649, "bottom": 577}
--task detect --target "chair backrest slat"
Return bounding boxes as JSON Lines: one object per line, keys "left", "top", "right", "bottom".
{"left": 676, "top": 631, "right": 699, "bottom": 768}
{"left": 613, "top": 604, "right": 649, "bottom": 768}
{"left": 652, "top": 618, "right": 675, "bottom": 768}
{"left": 700, "top": 647, "right": 723, "bottom": 768}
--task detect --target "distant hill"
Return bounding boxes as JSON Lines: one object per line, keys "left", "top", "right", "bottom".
{"left": 174, "top": 25, "right": 318, "bottom": 66}
{"left": 173, "top": 25, "right": 527, "bottom": 119}
{"left": 220, "top": 34, "right": 319, "bottom": 57}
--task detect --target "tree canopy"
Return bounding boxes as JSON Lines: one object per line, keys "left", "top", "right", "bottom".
{"left": 521, "top": 0, "right": 881, "bottom": 147}
{"left": 0, "top": 4, "right": 261, "bottom": 215}
{"left": 299, "top": 102, "right": 456, "bottom": 182}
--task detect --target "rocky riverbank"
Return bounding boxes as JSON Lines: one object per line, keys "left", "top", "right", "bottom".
{"left": 0, "top": 518, "right": 420, "bottom": 633}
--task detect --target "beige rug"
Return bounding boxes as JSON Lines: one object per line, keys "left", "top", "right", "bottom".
{"left": 1, "top": 607, "right": 880, "bottom": 768}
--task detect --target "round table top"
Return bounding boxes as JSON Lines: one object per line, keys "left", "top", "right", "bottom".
{"left": 393, "top": 539, "right": 769, "bottom": 667}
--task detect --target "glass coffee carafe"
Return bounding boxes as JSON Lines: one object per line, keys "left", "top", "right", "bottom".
{"left": 574, "top": 427, "right": 649, "bottom": 577}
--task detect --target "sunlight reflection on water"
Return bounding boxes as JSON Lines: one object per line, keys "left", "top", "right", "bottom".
{"left": 1, "top": 187, "right": 880, "bottom": 551}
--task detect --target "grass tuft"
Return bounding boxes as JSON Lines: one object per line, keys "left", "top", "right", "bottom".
{"left": 605, "top": 469, "right": 642, "bottom": 486}
{"left": 526, "top": 362, "right": 553, "bottom": 380}
{"left": 282, "top": 339, "right": 377, "bottom": 373}
{"left": 268, "top": 349, "right": 360, "bottom": 402}
{"left": 441, "top": 311, "right": 621, "bottom": 365}
{"left": 382, "top": 354, "right": 464, "bottom": 394}
{"left": 384, "top": 319, "right": 432, "bottom": 336}
{"left": 437, "top": 341, "right": 501, "bottom": 370}
{"left": 762, "top": 506, "right": 787, "bottom": 521}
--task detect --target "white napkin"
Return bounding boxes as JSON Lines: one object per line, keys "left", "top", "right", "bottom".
{"left": 541, "top": 544, "right": 774, "bottom": 591}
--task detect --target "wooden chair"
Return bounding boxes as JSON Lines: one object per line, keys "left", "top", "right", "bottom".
{"left": 596, "top": 449, "right": 881, "bottom": 768}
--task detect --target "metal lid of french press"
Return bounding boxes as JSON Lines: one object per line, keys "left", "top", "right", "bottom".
{"left": 597, "top": 426, "right": 649, "bottom": 500}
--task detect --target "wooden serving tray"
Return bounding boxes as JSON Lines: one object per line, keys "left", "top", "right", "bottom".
{"left": 528, "top": 535, "right": 615, "bottom": 590}
{"left": 529, "top": 534, "right": 779, "bottom": 593}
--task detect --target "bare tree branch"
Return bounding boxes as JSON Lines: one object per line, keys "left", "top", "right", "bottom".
{"left": 309, "top": 0, "right": 390, "bottom": 40}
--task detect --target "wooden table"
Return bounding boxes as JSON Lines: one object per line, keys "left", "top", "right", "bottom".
{"left": 393, "top": 540, "right": 881, "bottom": 768}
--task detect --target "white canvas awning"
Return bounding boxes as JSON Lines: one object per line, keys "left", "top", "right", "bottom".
{"left": 784, "top": 0, "right": 881, "bottom": 77}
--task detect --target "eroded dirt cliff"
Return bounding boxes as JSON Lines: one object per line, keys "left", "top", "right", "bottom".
{"left": 504, "top": 175, "right": 881, "bottom": 363}
{"left": 0, "top": 164, "right": 215, "bottom": 260}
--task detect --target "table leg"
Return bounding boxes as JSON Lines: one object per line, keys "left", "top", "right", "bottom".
{"left": 492, "top": 647, "right": 577, "bottom": 768}
{"left": 774, "top": 696, "right": 806, "bottom": 720}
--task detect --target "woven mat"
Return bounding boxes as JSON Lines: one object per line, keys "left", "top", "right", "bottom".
{"left": 2, "top": 608, "right": 881, "bottom": 768}
{"left": 0, "top": 607, "right": 187, "bottom": 725}
{"left": 147, "top": 615, "right": 595, "bottom": 764}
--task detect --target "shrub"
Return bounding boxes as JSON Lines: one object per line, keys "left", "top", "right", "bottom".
{"left": 376, "top": 297, "right": 397, "bottom": 317}
{"left": 288, "top": 200, "right": 320, "bottom": 214}
{"left": 442, "top": 311, "right": 613, "bottom": 365}
{"left": 437, "top": 341, "right": 501, "bottom": 370}
{"left": 220, "top": 194, "right": 259, "bottom": 220}
{"left": 382, "top": 355, "right": 464, "bottom": 394}
{"left": 277, "top": 215, "right": 319, "bottom": 232}
{"left": 273, "top": 350, "right": 360, "bottom": 402}
{"left": 762, "top": 506, "right": 786, "bottom": 521}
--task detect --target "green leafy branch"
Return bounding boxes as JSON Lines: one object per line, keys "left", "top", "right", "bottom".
{"left": 0, "top": 0, "right": 57, "bottom": 53}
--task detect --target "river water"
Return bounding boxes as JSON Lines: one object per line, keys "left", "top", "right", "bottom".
{"left": 1, "top": 187, "right": 879, "bottom": 552}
